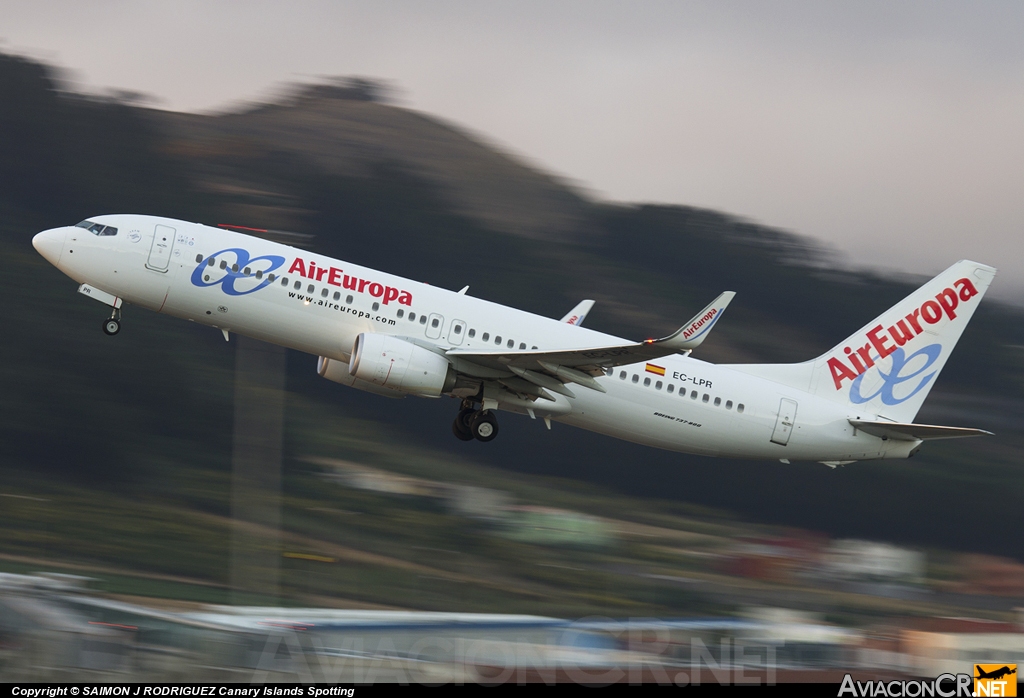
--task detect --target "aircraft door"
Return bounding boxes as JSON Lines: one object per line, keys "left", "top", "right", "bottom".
{"left": 425, "top": 313, "right": 444, "bottom": 340}
{"left": 448, "top": 319, "right": 466, "bottom": 345}
{"left": 770, "top": 398, "right": 798, "bottom": 446}
{"left": 146, "top": 224, "right": 176, "bottom": 271}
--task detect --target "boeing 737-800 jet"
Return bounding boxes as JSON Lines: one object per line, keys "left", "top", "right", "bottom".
{"left": 32, "top": 215, "right": 994, "bottom": 465}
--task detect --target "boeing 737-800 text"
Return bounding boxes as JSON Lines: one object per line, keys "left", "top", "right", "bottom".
{"left": 32, "top": 215, "right": 995, "bottom": 465}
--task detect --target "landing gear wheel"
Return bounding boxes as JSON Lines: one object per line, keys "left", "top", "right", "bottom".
{"left": 103, "top": 318, "right": 121, "bottom": 336}
{"left": 452, "top": 409, "right": 474, "bottom": 441}
{"left": 470, "top": 410, "right": 499, "bottom": 442}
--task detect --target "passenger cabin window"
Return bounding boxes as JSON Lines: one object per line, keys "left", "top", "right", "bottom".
{"left": 454, "top": 325, "right": 462, "bottom": 334}
{"left": 255, "top": 270, "right": 263, "bottom": 279}
{"left": 431, "top": 317, "right": 439, "bottom": 328}
{"left": 408, "top": 312, "right": 416, "bottom": 320}
{"left": 307, "top": 284, "right": 315, "bottom": 293}
{"left": 281, "top": 277, "right": 288, "bottom": 286}
{"left": 667, "top": 385, "right": 674, "bottom": 393}
{"left": 691, "top": 390, "right": 698, "bottom": 399}
{"left": 495, "top": 336, "right": 502, "bottom": 345}
{"left": 268, "top": 274, "right": 275, "bottom": 282}
{"left": 397, "top": 309, "right": 404, "bottom": 318}
{"left": 737, "top": 404, "right": 745, "bottom": 413}
{"left": 244, "top": 267, "right": 251, "bottom": 276}
{"left": 208, "top": 258, "right": 216, "bottom": 267}
{"left": 643, "top": 377, "right": 651, "bottom": 387}
{"left": 232, "top": 264, "right": 239, "bottom": 272}
{"left": 195, "top": 254, "right": 203, "bottom": 263}
{"left": 333, "top": 291, "right": 341, "bottom": 301}
{"left": 519, "top": 342, "right": 526, "bottom": 350}
{"left": 220, "top": 261, "right": 228, "bottom": 270}
{"left": 726, "top": 400, "right": 733, "bottom": 410}
{"left": 507, "top": 339, "right": 514, "bottom": 348}
{"left": 419, "top": 315, "right": 427, "bottom": 325}
{"left": 631, "top": 374, "right": 639, "bottom": 384}
{"left": 482, "top": 333, "right": 490, "bottom": 341}
{"left": 714, "top": 397, "right": 721, "bottom": 407}
{"left": 619, "top": 371, "right": 626, "bottom": 380}
{"left": 372, "top": 302, "right": 380, "bottom": 311}
{"left": 702, "top": 394, "right": 710, "bottom": 403}
{"left": 294, "top": 281, "right": 301, "bottom": 290}
{"left": 346, "top": 295, "right": 353, "bottom": 304}
{"left": 321, "top": 288, "right": 329, "bottom": 298}
{"left": 468, "top": 329, "right": 476, "bottom": 338}
{"left": 656, "top": 381, "right": 663, "bottom": 390}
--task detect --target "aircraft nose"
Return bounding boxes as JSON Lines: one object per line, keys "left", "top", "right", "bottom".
{"left": 32, "top": 227, "right": 66, "bottom": 266}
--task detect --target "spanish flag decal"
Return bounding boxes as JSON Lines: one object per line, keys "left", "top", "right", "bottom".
{"left": 645, "top": 363, "right": 666, "bottom": 376}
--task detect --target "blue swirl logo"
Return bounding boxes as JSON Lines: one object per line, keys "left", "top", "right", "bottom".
{"left": 849, "top": 343, "right": 941, "bottom": 406}
{"left": 190, "top": 248, "right": 286, "bottom": 296}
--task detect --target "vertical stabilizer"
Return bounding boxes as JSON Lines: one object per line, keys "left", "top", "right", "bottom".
{"left": 731, "top": 260, "right": 996, "bottom": 423}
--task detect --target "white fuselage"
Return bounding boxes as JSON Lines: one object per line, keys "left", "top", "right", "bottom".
{"left": 33, "top": 214, "right": 917, "bottom": 462}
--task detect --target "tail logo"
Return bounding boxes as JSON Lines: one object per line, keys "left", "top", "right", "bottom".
{"left": 849, "top": 343, "right": 941, "bottom": 406}
{"left": 827, "top": 276, "right": 979, "bottom": 390}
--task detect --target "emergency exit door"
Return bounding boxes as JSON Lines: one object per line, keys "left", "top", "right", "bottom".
{"left": 146, "top": 224, "right": 175, "bottom": 271}
{"left": 770, "top": 398, "right": 798, "bottom": 446}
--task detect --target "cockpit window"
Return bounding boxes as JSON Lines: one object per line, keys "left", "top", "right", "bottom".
{"left": 76, "top": 220, "right": 117, "bottom": 236}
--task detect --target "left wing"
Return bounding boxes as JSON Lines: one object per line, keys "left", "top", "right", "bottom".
{"left": 446, "top": 292, "right": 735, "bottom": 393}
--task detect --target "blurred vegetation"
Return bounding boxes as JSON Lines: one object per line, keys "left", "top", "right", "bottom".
{"left": 0, "top": 52, "right": 1022, "bottom": 615}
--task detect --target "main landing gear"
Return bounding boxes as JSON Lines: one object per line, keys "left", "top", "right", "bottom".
{"left": 102, "top": 307, "right": 121, "bottom": 336}
{"left": 452, "top": 401, "right": 499, "bottom": 443}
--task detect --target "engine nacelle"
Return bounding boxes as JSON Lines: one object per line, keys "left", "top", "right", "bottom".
{"left": 348, "top": 333, "right": 456, "bottom": 396}
{"left": 317, "top": 355, "right": 406, "bottom": 398}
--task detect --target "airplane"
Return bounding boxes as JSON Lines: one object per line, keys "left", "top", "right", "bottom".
{"left": 32, "top": 215, "right": 995, "bottom": 465}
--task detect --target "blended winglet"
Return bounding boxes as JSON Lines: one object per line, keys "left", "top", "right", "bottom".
{"left": 656, "top": 291, "right": 735, "bottom": 352}
{"left": 560, "top": 300, "right": 595, "bottom": 326}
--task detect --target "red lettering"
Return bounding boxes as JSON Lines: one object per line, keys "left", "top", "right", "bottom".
{"left": 935, "top": 288, "right": 958, "bottom": 320}
{"left": 382, "top": 286, "right": 399, "bottom": 305}
{"left": 357, "top": 278, "right": 369, "bottom": 293}
{"left": 921, "top": 300, "right": 942, "bottom": 324}
{"left": 906, "top": 309, "right": 924, "bottom": 334}
{"left": 316, "top": 267, "right": 328, "bottom": 282}
{"left": 855, "top": 344, "right": 875, "bottom": 370}
{"left": 398, "top": 291, "right": 413, "bottom": 306}
{"left": 369, "top": 283, "right": 383, "bottom": 297}
{"left": 288, "top": 258, "right": 306, "bottom": 276}
{"left": 343, "top": 275, "right": 357, "bottom": 290}
{"left": 844, "top": 346, "right": 865, "bottom": 374}
{"left": 828, "top": 357, "right": 858, "bottom": 389}
{"left": 866, "top": 325, "right": 895, "bottom": 359}
{"left": 308, "top": 261, "right": 317, "bottom": 279}
{"left": 955, "top": 277, "right": 978, "bottom": 302}
{"left": 328, "top": 268, "right": 342, "bottom": 286}
{"left": 888, "top": 320, "right": 913, "bottom": 346}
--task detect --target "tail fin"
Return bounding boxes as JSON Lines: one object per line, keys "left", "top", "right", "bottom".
{"left": 731, "top": 260, "right": 996, "bottom": 422}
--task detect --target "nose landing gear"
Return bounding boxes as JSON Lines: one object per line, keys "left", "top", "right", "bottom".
{"left": 102, "top": 307, "right": 121, "bottom": 336}
{"left": 452, "top": 401, "right": 500, "bottom": 442}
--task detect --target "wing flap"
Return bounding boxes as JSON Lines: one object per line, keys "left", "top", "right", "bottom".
{"left": 849, "top": 420, "right": 993, "bottom": 441}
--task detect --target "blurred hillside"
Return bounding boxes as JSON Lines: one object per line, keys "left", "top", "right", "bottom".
{"left": 1, "top": 47, "right": 1023, "bottom": 595}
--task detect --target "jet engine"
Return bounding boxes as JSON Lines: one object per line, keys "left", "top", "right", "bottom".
{"left": 317, "top": 355, "right": 406, "bottom": 398}
{"left": 348, "top": 333, "right": 456, "bottom": 396}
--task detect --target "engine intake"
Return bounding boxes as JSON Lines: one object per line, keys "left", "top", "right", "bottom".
{"left": 349, "top": 333, "right": 456, "bottom": 396}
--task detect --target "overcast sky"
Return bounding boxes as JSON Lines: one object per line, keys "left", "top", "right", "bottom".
{"left": 5, "top": 1, "right": 1023, "bottom": 301}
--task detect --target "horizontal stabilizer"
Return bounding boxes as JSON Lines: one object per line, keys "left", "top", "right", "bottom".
{"left": 849, "top": 420, "right": 993, "bottom": 441}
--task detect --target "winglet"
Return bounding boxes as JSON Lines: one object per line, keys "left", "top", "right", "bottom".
{"left": 560, "top": 300, "right": 595, "bottom": 326}
{"left": 658, "top": 291, "right": 735, "bottom": 352}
